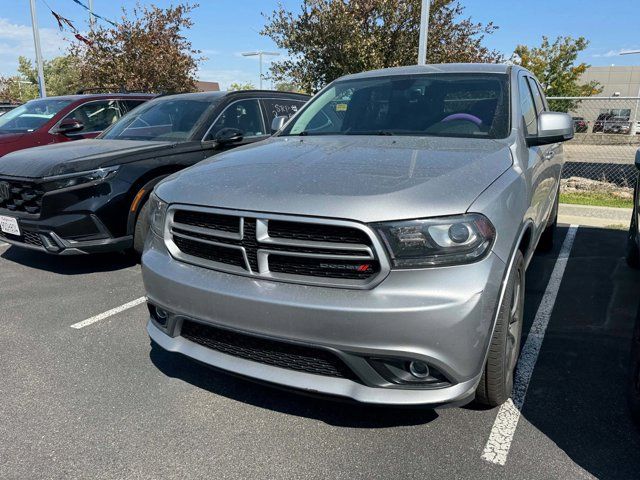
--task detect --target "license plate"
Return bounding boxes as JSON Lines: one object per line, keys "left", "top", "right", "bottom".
{"left": 0, "top": 215, "right": 20, "bottom": 236}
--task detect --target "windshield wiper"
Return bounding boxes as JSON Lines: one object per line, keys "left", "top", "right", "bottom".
{"left": 346, "top": 130, "right": 395, "bottom": 136}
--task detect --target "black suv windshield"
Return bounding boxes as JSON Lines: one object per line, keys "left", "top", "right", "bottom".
{"left": 281, "top": 73, "right": 510, "bottom": 139}
{"left": 0, "top": 99, "right": 72, "bottom": 133}
{"left": 101, "top": 98, "right": 218, "bottom": 141}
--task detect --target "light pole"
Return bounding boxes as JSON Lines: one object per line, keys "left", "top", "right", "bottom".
{"left": 29, "top": 0, "right": 46, "bottom": 98}
{"left": 417, "top": 0, "right": 430, "bottom": 65}
{"left": 88, "top": 0, "right": 95, "bottom": 30}
{"left": 621, "top": 50, "right": 640, "bottom": 135}
{"left": 241, "top": 51, "right": 280, "bottom": 89}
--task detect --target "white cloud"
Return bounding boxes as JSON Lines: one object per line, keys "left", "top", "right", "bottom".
{"left": 0, "top": 17, "right": 68, "bottom": 75}
{"left": 592, "top": 48, "right": 640, "bottom": 58}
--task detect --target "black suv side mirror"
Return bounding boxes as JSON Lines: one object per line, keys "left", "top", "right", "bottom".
{"left": 214, "top": 128, "right": 244, "bottom": 145}
{"left": 55, "top": 118, "right": 85, "bottom": 135}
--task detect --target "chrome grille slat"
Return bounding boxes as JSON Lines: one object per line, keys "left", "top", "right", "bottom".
{"left": 165, "top": 206, "right": 390, "bottom": 289}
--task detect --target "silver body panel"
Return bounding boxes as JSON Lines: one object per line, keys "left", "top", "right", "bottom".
{"left": 142, "top": 64, "right": 566, "bottom": 406}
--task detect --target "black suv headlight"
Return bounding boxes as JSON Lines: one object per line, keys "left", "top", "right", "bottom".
{"left": 373, "top": 213, "right": 495, "bottom": 268}
{"left": 148, "top": 193, "right": 168, "bottom": 237}
{"left": 42, "top": 166, "right": 119, "bottom": 192}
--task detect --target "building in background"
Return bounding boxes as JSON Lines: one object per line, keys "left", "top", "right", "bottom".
{"left": 195, "top": 81, "right": 220, "bottom": 92}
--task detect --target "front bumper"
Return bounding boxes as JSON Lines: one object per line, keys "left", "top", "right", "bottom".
{"left": 142, "top": 233, "right": 507, "bottom": 406}
{"left": 0, "top": 211, "right": 131, "bottom": 255}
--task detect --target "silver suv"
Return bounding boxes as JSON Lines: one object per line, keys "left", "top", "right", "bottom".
{"left": 142, "top": 64, "right": 573, "bottom": 407}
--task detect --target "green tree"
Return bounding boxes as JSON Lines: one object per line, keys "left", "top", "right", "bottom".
{"left": 0, "top": 55, "right": 81, "bottom": 102}
{"left": 228, "top": 82, "right": 255, "bottom": 91}
{"left": 69, "top": 3, "right": 202, "bottom": 94}
{"left": 274, "top": 81, "right": 303, "bottom": 93}
{"left": 513, "top": 36, "right": 602, "bottom": 112}
{"left": 262, "top": 0, "right": 503, "bottom": 93}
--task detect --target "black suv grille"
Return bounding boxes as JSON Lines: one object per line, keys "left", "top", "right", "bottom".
{"left": 0, "top": 230, "right": 44, "bottom": 247}
{"left": 180, "top": 320, "right": 359, "bottom": 380}
{"left": 168, "top": 208, "right": 383, "bottom": 287}
{"left": 0, "top": 179, "right": 45, "bottom": 214}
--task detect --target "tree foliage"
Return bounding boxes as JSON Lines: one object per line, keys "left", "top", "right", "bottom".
{"left": 69, "top": 3, "right": 203, "bottom": 94}
{"left": 0, "top": 55, "right": 81, "bottom": 102}
{"left": 261, "top": 0, "right": 504, "bottom": 93}
{"left": 513, "top": 36, "right": 602, "bottom": 111}
{"left": 228, "top": 82, "right": 256, "bottom": 91}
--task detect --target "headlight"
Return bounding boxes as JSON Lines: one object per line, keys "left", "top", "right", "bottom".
{"left": 373, "top": 213, "right": 495, "bottom": 268}
{"left": 43, "top": 166, "right": 119, "bottom": 191}
{"left": 148, "top": 192, "right": 168, "bottom": 237}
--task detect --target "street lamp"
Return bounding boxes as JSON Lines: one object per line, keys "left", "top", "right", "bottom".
{"left": 241, "top": 51, "right": 280, "bottom": 89}
{"left": 620, "top": 50, "right": 640, "bottom": 135}
{"left": 417, "top": 0, "right": 431, "bottom": 65}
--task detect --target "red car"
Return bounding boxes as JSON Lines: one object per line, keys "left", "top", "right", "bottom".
{"left": 0, "top": 93, "right": 154, "bottom": 157}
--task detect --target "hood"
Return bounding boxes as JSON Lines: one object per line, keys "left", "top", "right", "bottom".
{"left": 0, "top": 139, "right": 177, "bottom": 178}
{"left": 156, "top": 136, "right": 512, "bottom": 223}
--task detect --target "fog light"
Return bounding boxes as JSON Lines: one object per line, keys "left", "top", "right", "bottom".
{"left": 408, "top": 361, "right": 430, "bottom": 379}
{"left": 155, "top": 307, "right": 169, "bottom": 321}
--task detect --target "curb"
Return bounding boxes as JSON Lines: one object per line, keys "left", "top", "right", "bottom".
{"left": 558, "top": 203, "right": 631, "bottom": 229}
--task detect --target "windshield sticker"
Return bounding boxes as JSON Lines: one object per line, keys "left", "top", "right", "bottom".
{"left": 336, "top": 103, "right": 348, "bottom": 112}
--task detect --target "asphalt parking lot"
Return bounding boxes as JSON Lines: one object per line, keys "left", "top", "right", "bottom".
{"left": 1, "top": 225, "right": 639, "bottom": 480}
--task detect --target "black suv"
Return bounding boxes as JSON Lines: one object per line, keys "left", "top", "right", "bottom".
{"left": 0, "top": 90, "right": 309, "bottom": 255}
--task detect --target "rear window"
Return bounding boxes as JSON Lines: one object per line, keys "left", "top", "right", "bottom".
{"left": 281, "top": 73, "right": 510, "bottom": 139}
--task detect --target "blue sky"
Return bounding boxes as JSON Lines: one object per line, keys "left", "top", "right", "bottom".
{"left": 1, "top": 0, "right": 639, "bottom": 89}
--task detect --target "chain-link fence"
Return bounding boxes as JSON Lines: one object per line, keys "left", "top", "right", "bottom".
{"left": 548, "top": 97, "right": 640, "bottom": 190}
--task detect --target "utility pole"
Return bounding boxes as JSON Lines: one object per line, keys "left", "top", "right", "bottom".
{"left": 241, "top": 51, "right": 280, "bottom": 89}
{"left": 29, "top": 0, "right": 47, "bottom": 98}
{"left": 88, "top": 0, "right": 95, "bottom": 30}
{"left": 621, "top": 50, "right": 640, "bottom": 135}
{"left": 417, "top": 0, "right": 430, "bottom": 65}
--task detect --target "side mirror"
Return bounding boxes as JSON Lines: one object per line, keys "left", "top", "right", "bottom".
{"left": 526, "top": 112, "right": 574, "bottom": 147}
{"left": 271, "top": 116, "right": 287, "bottom": 133}
{"left": 214, "top": 127, "right": 244, "bottom": 145}
{"left": 54, "top": 118, "right": 85, "bottom": 135}
{"left": 635, "top": 149, "right": 640, "bottom": 171}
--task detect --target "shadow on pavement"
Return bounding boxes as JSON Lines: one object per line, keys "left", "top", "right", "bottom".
{"left": 522, "top": 226, "right": 640, "bottom": 480}
{"left": 0, "top": 245, "right": 137, "bottom": 274}
{"left": 149, "top": 345, "right": 439, "bottom": 429}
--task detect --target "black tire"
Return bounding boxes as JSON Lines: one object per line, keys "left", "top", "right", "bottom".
{"left": 476, "top": 250, "right": 525, "bottom": 407}
{"left": 537, "top": 186, "right": 559, "bottom": 253}
{"left": 628, "top": 309, "right": 640, "bottom": 426}
{"left": 626, "top": 178, "right": 640, "bottom": 269}
{"left": 132, "top": 197, "right": 151, "bottom": 257}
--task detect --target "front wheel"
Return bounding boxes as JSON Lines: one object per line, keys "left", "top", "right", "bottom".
{"left": 626, "top": 177, "right": 640, "bottom": 269}
{"left": 476, "top": 250, "right": 525, "bottom": 407}
{"left": 132, "top": 197, "right": 151, "bottom": 257}
{"left": 628, "top": 309, "right": 640, "bottom": 426}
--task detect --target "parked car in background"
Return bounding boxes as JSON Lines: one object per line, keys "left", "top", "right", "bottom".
{"left": 572, "top": 116, "right": 588, "bottom": 133}
{"left": 0, "top": 103, "right": 20, "bottom": 117}
{"left": 142, "top": 64, "right": 573, "bottom": 408}
{"left": 0, "top": 90, "right": 309, "bottom": 255}
{"left": 0, "top": 93, "right": 155, "bottom": 157}
{"left": 592, "top": 113, "right": 632, "bottom": 134}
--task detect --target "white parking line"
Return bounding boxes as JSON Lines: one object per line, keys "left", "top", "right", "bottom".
{"left": 0, "top": 242, "right": 9, "bottom": 249}
{"left": 70, "top": 297, "right": 146, "bottom": 329}
{"left": 481, "top": 225, "right": 579, "bottom": 466}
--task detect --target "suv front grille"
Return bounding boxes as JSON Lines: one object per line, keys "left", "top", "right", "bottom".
{"left": 166, "top": 207, "right": 387, "bottom": 288}
{"left": 0, "top": 178, "right": 45, "bottom": 215}
{"left": 180, "top": 320, "right": 359, "bottom": 381}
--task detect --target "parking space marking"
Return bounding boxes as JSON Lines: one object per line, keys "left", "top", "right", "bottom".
{"left": 70, "top": 297, "right": 146, "bottom": 329}
{"left": 481, "top": 225, "right": 579, "bottom": 466}
{"left": 0, "top": 242, "right": 9, "bottom": 248}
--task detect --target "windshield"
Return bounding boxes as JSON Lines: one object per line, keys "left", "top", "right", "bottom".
{"left": 101, "top": 98, "right": 217, "bottom": 141}
{"left": 281, "top": 73, "right": 510, "bottom": 139}
{"left": 0, "top": 99, "right": 72, "bottom": 134}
